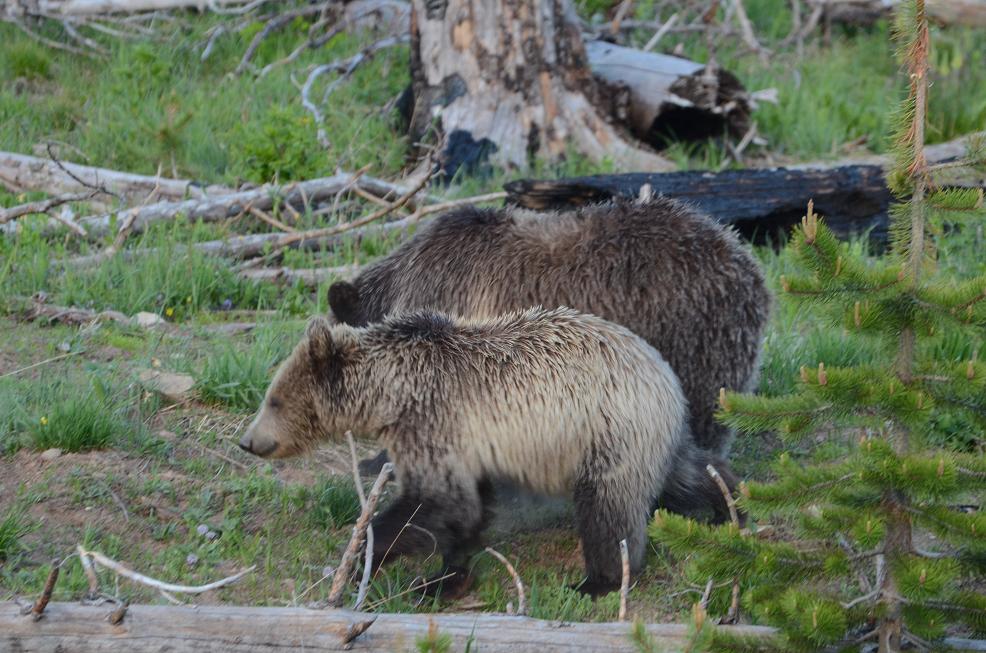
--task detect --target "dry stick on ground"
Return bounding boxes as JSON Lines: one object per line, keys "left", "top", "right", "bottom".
{"left": 485, "top": 547, "right": 526, "bottom": 616}
{"left": 327, "top": 462, "right": 394, "bottom": 608}
{"left": 706, "top": 464, "right": 741, "bottom": 624}
{"left": 618, "top": 539, "right": 630, "bottom": 622}
{"left": 76, "top": 546, "right": 101, "bottom": 600}
{"left": 234, "top": 4, "right": 325, "bottom": 74}
{"left": 0, "top": 351, "right": 82, "bottom": 379}
{"left": 346, "top": 431, "right": 376, "bottom": 611}
{"left": 77, "top": 547, "right": 255, "bottom": 602}
{"left": 28, "top": 561, "right": 60, "bottom": 621}
{"left": 238, "top": 191, "right": 507, "bottom": 286}
{"left": 730, "top": 0, "right": 770, "bottom": 60}
{"left": 262, "top": 161, "right": 434, "bottom": 262}
{"left": 90, "top": 168, "right": 164, "bottom": 264}
{"left": 0, "top": 191, "right": 95, "bottom": 226}
{"left": 300, "top": 35, "right": 408, "bottom": 147}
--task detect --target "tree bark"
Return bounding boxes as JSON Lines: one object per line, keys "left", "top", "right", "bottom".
{"left": 407, "top": 0, "right": 671, "bottom": 178}
{"left": 0, "top": 601, "right": 779, "bottom": 652}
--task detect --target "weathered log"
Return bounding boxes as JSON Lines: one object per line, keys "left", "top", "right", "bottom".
{"left": 0, "top": 151, "right": 231, "bottom": 205}
{"left": 238, "top": 264, "right": 359, "bottom": 286}
{"left": 3, "top": 0, "right": 255, "bottom": 17}
{"left": 0, "top": 601, "right": 780, "bottom": 652}
{"left": 824, "top": 0, "right": 986, "bottom": 28}
{"left": 584, "top": 40, "right": 750, "bottom": 145}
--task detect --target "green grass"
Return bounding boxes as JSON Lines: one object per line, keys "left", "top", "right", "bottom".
{"left": 1, "top": 372, "right": 156, "bottom": 454}
{"left": 0, "top": 510, "right": 30, "bottom": 561}
{"left": 195, "top": 324, "right": 298, "bottom": 411}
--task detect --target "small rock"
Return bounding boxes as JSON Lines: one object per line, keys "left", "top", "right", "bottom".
{"left": 40, "top": 448, "right": 62, "bottom": 462}
{"left": 132, "top": 312, "right": 165, "bottom": 328}
{"left": 138, "top": 369, "right": 195, "bottom": 404}
{"left": 57, "top": 342, "right": 72, "bottom": 353}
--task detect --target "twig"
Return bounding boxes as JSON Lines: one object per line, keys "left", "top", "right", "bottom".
{"left": 346, "top": 431, "right": 375, "bottom": 611}
{"left": 362, "top": 571, "right": 456, "bottom": 612}
{"left": 103, "top": 483, "right": 131, "bottom": 523}
{"left": 609, "top": 0, "right": 634, "bottom": 36}
{"left": 11, "top": 18, "right": 92, "bottom": 57}
{"left": 29, "top": 561, "right": 60, "bottom": 621}
{"left": 485, "top": 547, "right": 526, "bottom": 616}
{"left": 264, "top": 161, "right": 434, "bottom": 261}
{"left": 643, "top": 12, "right": 678, "bottom": 51}
{"left": 706, "top": 464, "right": 740, "bottom": 623}
{"left": 248, "top": 205, "right": 296, "bottom": 232}
{"left": 45, "top": 142, "right": 119, "bottom": 201}
{"left": 327, "top": 462, "right": 394, "bottom": 607}
{"left": 299, "top": 36, "right": 408, "bottom": 147}
{"left": 618, "top": 539, "right": 630, "bottom": 621}
{"left": 0, "top": 192, "right": 95, "bottom": 225}
{"left": 234, "top": 4, "right": 325, "bottom": 74}
{"left": 699, "top": 577, "right": 715, "bottom": 610}
{"left": 78, "top": 547, "right": 255, "bottom": 598}
{"left": 730, "top": 0, "right": 770, "bottom": 61}
{"left": 0, "top": 351, "right": 82, "bottom": 379}
{"left": 77, "top": 546, "right": 101, "bottom": 599}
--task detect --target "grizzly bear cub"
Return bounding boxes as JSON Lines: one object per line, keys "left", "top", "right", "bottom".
{"left": 327, "top": 197, "right": 770, "bottom": 460}
{"left": 239, "top": 307, "right": 735, "bottom": 597}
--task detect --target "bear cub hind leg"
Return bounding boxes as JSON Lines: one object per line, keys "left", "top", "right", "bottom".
{"left": 572, "top": 473, "right": 650, "bottom": 598}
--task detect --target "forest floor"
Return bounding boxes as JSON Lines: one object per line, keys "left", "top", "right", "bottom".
{"left": 1, "top": 0, "right": 984, "bottom": 627}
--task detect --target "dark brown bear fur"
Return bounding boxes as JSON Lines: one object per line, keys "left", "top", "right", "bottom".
{"left": 239, "top": 308, "right": 735, "bottom": 597}
{"left": 329, "top": 197, "right": 770, "bottom": 461}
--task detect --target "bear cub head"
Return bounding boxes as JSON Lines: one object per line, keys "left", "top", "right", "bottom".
{"left": 239, "top": 317, "right": 363, "bottom": 459}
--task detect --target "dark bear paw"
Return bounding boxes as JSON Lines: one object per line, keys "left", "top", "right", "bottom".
{"left": 571, "top": 578, "right": 619, "bottom": 598}
{"left": 418, "top": 566, "right": 472, "bottom": 601}
{"left": 358, "top": 450, "right": 393, "bottom": 478}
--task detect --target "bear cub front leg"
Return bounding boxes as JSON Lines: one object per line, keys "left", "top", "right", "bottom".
{"left": 370, "top": 468, "right": 493, "bottom": 599}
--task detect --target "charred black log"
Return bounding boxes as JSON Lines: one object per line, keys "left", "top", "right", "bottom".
{"left": 505, "top": 166, "right": 893, "bottom": 245}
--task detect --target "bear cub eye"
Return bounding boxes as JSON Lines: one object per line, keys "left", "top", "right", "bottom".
{"left": 268, "top": 397, "right": 284, "bottom": 410}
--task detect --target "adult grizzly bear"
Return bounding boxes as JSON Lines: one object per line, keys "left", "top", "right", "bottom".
{"left": 239, "top": 307, "right": 735, "bottom": 597}
{"left": 327, "top": 197, "right": 770, "bottom": 460}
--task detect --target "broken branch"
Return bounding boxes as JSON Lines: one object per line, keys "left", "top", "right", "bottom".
{"left": 327, "top": 462, "right": 394, "bottom": 608}
{"left": 485, "top": 547, "right": 526, "bottom": 616}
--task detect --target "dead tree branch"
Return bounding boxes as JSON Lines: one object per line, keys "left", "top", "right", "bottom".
{"left": 706, "top": 464, "right": 741, "bottom": 624}
{"left": 77, "top": 547, "right": 255, "bottom": 602}
{"left": 327, "top": 462, "right": 393, "bottom": 608}
{"left": 485, "top": 547, "right": 527, "bottom": 616}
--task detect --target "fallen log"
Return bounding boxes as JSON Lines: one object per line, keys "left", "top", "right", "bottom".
{"left": 0, "top": 601, "right": 779, "bottom": 652}
{"left": 504, "top": 133, "right": 986, "bottom": 245}
{"left": 506, "top": 165, "right": 895, "bottom": 243}
{"left": 238, "top": 264, "right": 359, "bottom": 286}
{"left": 824, "top": 0, "right": 986, "bottom": 28}
{"left": 585, "top": 40, "right": 751, "bottom": 145}
{"left": 4, "top": 0, "right": 256, "bottom": 16}
{"left": 0, "top": 151, "right": 231, "bottom": 205}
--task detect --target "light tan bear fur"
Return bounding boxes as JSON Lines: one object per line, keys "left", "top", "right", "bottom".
{"left": 240, "top": 307, "right": 705, "bottom": 595}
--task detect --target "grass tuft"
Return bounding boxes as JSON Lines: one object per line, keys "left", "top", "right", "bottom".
{"left": 0, "top": 510, "right": 30, "bottom": 561}
{"left": 196, "top": 326, "right": 296, "bottom": 411}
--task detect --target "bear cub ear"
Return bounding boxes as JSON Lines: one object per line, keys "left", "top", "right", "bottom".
{"left": 328, "top": 281, "right": 361, "bottom": 325}
{"left": 306, "top": 316, "right": 359, "bottom": 359}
